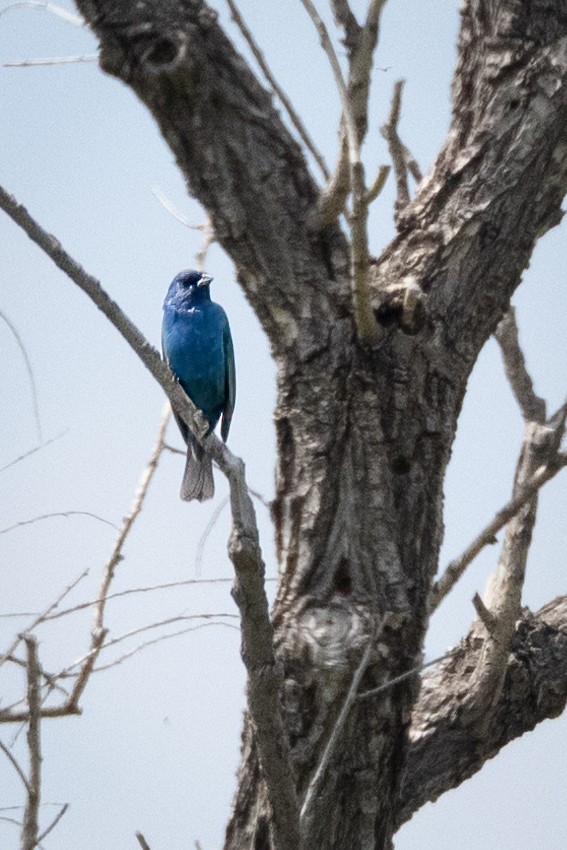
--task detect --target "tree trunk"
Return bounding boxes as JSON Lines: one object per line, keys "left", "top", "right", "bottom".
{"left": 73, "top": 1, "right": 567, "bottom": 847}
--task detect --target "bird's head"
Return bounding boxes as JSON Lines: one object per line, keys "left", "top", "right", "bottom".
{"left": 175, "top": 269, "right": 213, "bottom": 289}
{"left": 164, "top": 269, "right": 213, "bottom": 310}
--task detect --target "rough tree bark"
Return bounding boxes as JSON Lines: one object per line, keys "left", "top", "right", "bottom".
{"left": 72, "top": 1, "right": 567, "bottom": 848}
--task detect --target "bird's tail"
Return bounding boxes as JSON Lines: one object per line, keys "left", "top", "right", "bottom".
{"left": 180, "top": 438, "right": 214, "bottom": 502}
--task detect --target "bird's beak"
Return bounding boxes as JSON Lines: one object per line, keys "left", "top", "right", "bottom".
{"left": 198, "top": 274, "right": 213, "bottom": 287}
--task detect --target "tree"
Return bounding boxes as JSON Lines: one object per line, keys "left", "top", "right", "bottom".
{"left": 1, "top": 1, "right": 566, "bottom": 849}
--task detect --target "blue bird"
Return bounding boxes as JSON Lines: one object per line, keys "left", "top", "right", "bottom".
{"left": 162, "top": 269, "right": 235, "bottom": 501}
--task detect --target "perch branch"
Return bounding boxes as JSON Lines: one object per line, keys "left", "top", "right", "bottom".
{"left": 0, "top": 185, "right": 300, "bottom": 850}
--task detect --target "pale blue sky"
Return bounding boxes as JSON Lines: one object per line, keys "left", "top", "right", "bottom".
{"left": 1, "top": 2, "right": 566, "bottom": 848}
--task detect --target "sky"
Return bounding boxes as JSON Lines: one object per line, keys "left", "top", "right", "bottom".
{"left": 1, "top": 1, "right": 566, "bottom": 849}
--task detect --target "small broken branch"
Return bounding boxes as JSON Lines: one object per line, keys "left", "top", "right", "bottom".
{"left": 381, "top": 80, "right": 410, "bottom": 218}
{"left": 495, "top": 308, "right": 546, "bottom": 423}
{"left": 365, "top": 163, "right": 390, "bottom": 204}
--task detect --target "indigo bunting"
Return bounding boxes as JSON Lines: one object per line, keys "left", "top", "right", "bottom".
{"left": 162, "top": 269, "right": 235, "bottom": 501}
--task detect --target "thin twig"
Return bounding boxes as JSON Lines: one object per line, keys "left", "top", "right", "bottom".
{"left": 5, "top": 55, "right": 97, "bottom": 67}
{"left": 21, "top": 635, "right": 41, "bottom": 850}
{"left": 0, "top": 740, "right": 30, "bottom": 792}
{"left": 93, "top": 621, "right": 238, "bottom": 674}
{"left": 495, "top": 308, "right": 546, "bottom": 423}
{"left": 0, "top": 431, "right": 68, "bottom": 474}
{"left": 61, "top": 612, "right": 239, "bottom": 675}
{"left": 41, "top": 576, "right": 234, "bottom": 622}
{"left": 0, "top": 570, "right": 89, "bottom": 673}
{"left": 0, "top": 309, "right": 42, "bottom": 442}
{"left": 0, "top": 2, "right": 84, "bottom": 26}
{"left": 6, "top": 574, "right": 277, "bottom": 624}
{"left": 357, "top": 648, "right": 459, "bottom": 700}
{"left": 195, "top": 496, "right": 230, "bottom": 577}
{"left": 36, "top": 803, "right": 69, "bottom": 844}
{"left": 225, "top": 0, "right": 329, "bottom": 179}
{"left": 0, "top": 511, "right": 119, "bottom": 536}
{"left": 152, "top": 187, "right": 207, "bottom": 230}
{"left": 429, "top": 455, "right": 567, "bottom": 611}
{"left": 152, "top": 188, "right": 216, "bottom": 266}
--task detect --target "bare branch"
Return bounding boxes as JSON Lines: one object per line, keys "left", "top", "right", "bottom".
{"left": 495, "top": 308, "right": 546, "bottom": 423}
{"left": 0, "top": 186, "right": 300, "bottom": 850}
{"left": 225, "top": 0, "right": 329, "bottom": 179}
{"left": 21, "top": 635, "right": 41, "bottom": 850}
{"left": 0, "top": 309, "right": 42, "bottom": 442}
{"left": 429, "top": 454, "right": 567, "bottom": 611}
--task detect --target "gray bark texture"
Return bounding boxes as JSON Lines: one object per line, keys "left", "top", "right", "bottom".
{"left": 73, "top": 1, "right": 567, "bottom": 847}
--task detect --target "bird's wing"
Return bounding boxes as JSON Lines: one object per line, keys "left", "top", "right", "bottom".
{"left": 221, "top": 322, "right": 236, "bottom": 442}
